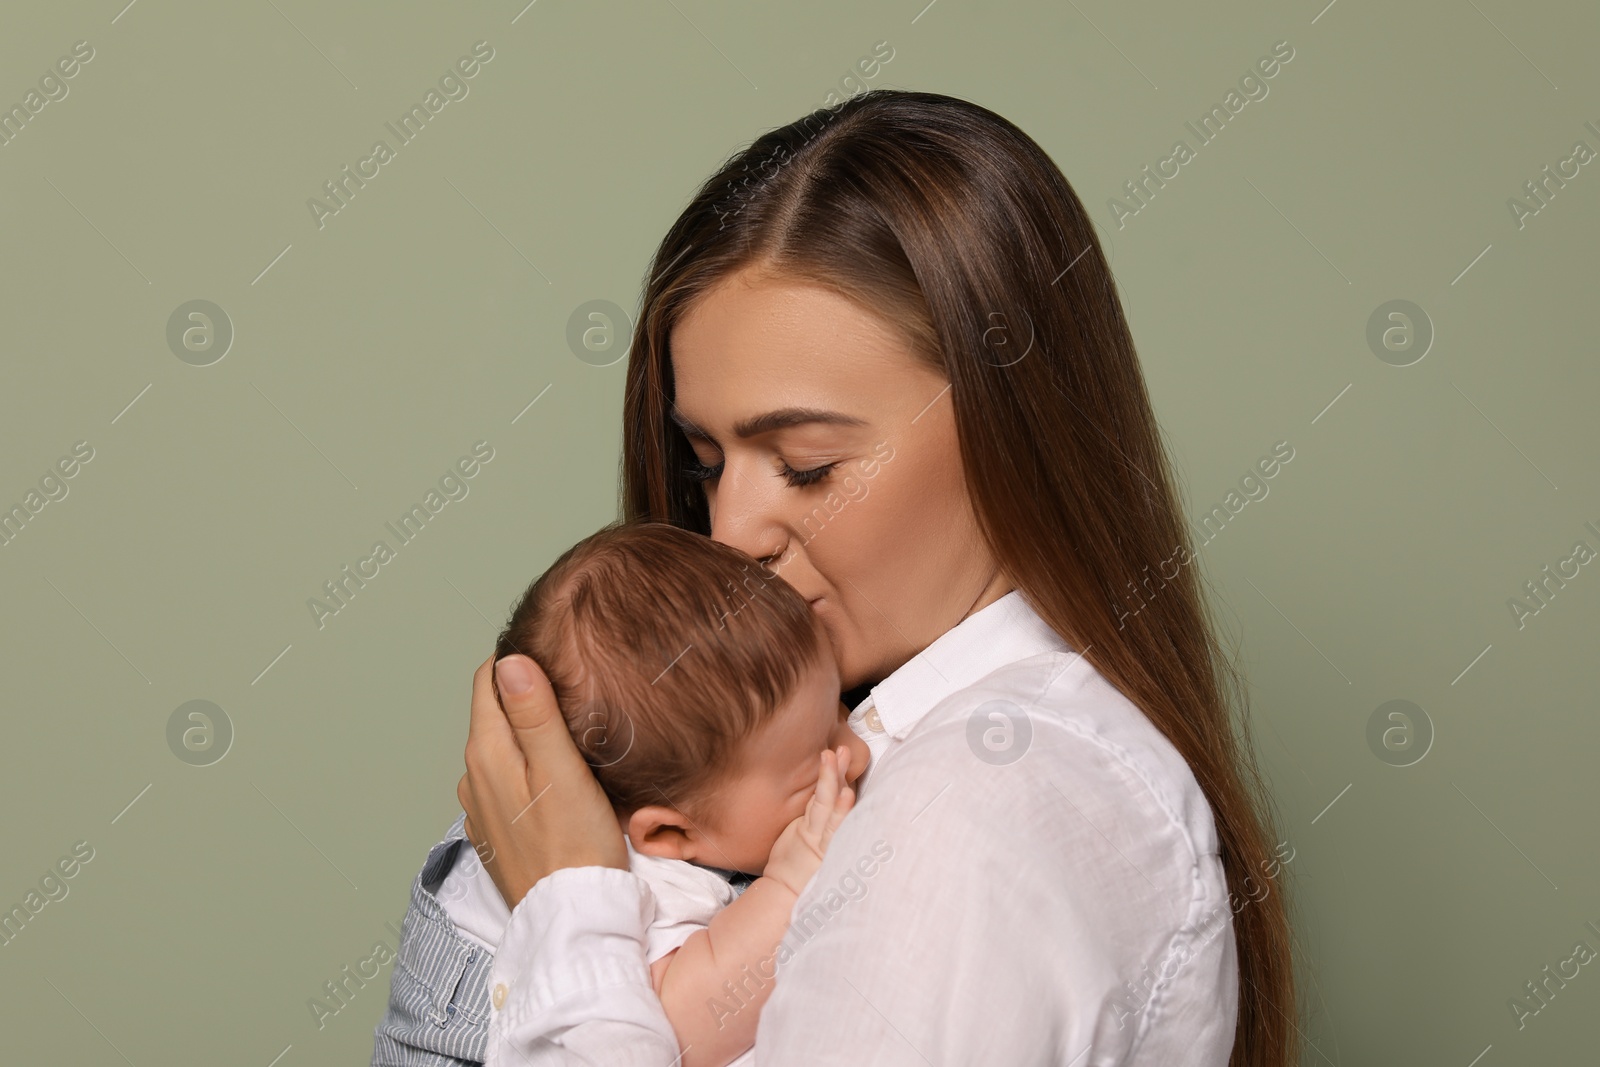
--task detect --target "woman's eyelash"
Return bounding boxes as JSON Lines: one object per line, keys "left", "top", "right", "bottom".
{"left": 781, "top": 461, "right": 837, "bottom": 488}
{"left": 684, "top": 460, "right": 723, "bottom": 483}
{"left": 683, "top": 459, "right": 838, "bottom": 488}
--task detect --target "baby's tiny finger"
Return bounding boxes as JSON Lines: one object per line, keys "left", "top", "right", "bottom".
{"left": 817, "top": 750, "right": 840, "bottom": 800}
{"left": 828, "top": 786, "right": 855, "bottom": 827}
{"left": 803, "top": 754, "right": 835, "bottom": 833}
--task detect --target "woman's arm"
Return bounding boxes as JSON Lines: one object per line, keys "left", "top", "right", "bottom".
{"left": 456, "top": 654, "right": 678, "bottom": 1066}
{"left": 484, "top": 865, "right": 680, "bottom": 1066}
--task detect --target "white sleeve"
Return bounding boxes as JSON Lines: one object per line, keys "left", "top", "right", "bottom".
{"left": 484, "top": 866, "right": 683, "bottom": 1067}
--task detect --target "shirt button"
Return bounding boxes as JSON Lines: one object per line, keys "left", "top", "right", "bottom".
{"left": 864, "top": 706, "right": 884, "bottom": 733}
{"left": 491, "top": 983, "right": 508, "bottom": 1010}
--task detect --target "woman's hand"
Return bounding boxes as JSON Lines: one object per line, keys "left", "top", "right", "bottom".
{"left": 457, "top": 653, "right": 629, "bottom": 909}
{"left": 761, "top": 745, "right": 857, "bottom": 898}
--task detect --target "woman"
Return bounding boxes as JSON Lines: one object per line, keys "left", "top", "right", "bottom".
{"left": 374, "top": 89, "right": 1295, "bottom": 1066}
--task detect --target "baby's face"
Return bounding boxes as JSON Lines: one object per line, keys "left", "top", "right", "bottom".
{"left": 698, "top": 656, "right": 871, "bottom": 876}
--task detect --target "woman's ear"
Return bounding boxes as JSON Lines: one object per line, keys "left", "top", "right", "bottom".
{"left": 625, "top": 805, "right": 698, "bottom": 860}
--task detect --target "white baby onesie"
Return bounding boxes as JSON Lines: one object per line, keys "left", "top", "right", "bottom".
{"left": 437, "top": 832, "right": 742, "bottom": 963}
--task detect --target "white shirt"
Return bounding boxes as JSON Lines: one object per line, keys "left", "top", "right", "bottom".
{"left": 483, "top": 590, "right": 1239, "bottom": 1066}
{"left": 439, "top": 832, "right": 740, "bottom": 962}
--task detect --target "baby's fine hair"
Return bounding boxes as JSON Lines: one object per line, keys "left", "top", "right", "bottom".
{"left": 493, "top": 520, "right": 827, "bottom": 822}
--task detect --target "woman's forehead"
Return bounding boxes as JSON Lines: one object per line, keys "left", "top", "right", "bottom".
{"left": 670, "top": 279, "right": 922, "bottom": 430}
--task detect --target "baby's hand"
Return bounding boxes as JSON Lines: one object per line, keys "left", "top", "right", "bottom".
{"left": 762, "top": 745, "right": 856, "bottom": 898}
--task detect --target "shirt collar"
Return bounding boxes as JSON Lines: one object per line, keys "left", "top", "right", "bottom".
{"left": 852, "top": 589, "right": 1073, "bottom": 741}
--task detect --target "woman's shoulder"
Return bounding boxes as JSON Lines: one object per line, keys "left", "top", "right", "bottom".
{"left": 869, "top": 647, "right": 1222, "bottom": 865}
{"left": 792, "top": 648, "right": 1237, "bottom": 1062}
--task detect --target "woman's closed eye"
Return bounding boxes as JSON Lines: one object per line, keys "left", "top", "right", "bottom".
{"left": 683, "top": 457, "right": 720, "bottom": 483}
{"left": 685, "top": 457, "right": 838, "bottom": 489}
{"left": 778, "top": 460, "right": 837, "bottom": 488}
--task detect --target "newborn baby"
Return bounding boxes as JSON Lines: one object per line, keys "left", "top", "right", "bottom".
{"left": 439, "top": 520, "right": 871, "bottom": 1067}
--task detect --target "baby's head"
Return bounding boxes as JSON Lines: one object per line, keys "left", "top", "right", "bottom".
{"left": 494, "top": 521, "right": 868, "bottom": 876}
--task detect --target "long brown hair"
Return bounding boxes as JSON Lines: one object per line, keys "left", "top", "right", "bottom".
{"left": 618, "top": 89, "right": 1296, "bottom": 1067}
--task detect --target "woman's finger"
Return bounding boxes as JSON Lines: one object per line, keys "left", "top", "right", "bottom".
{"left": 460, "top": 654, "right": 541, "bottom": 904}
{"left": 492, "top": 655, "right": 617, "bottom": 809}
{"left": 464, "top": 654, "right": 515, "bottom": 766}
{"left": 492, "top": 655, "right": 560, "bottom": 734}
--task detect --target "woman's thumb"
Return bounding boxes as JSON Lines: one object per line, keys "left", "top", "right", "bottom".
{"left": 494, "top": 654, "right": 602, "bottom": 802}
{"left": 494, "top": 655, "right": 558, "bottom": 732}
{"left": 496, "top": 654, "right": 537, "bottom": 696}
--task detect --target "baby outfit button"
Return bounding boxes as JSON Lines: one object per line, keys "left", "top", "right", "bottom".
{"left": 864, "top": 706, "right": 884, "bottom": 733}
{"left": 492, "top": 983, "right": 508, "bottom": 1010}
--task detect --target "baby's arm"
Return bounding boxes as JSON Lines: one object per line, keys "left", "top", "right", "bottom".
{"left": 650, "top": 746, "right": 856, "bottom": 1067}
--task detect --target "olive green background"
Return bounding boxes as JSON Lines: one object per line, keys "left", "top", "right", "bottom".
{"left": 1, "top": 1, "right": 1595, "bottom": 1064}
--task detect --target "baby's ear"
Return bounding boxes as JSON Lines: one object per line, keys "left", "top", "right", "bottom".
{"left": 625, "top": 805, "right": 696, "bottom": 861}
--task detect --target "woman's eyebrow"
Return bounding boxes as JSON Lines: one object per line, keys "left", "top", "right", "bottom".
{"left": 669, "top": 406, "right": 868, "bottom": 440}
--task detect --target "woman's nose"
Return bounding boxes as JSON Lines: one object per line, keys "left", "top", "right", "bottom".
{"left": 707, "top": 460, "right": 787, "bottom": 563}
